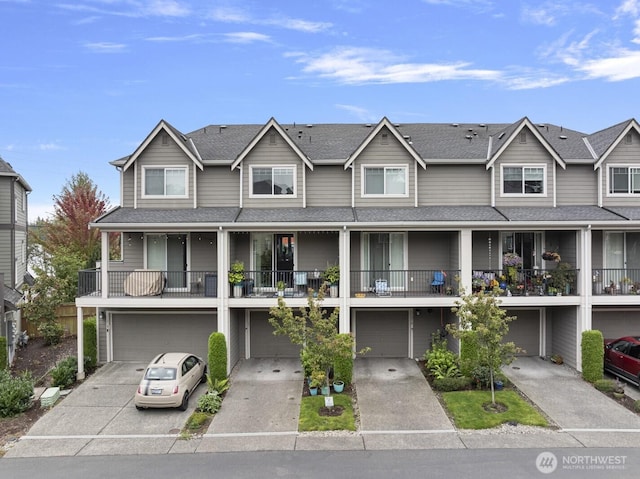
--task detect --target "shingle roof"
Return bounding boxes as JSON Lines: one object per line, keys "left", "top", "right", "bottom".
{"left": 95, "top": 207, "right": 241, "bottom": 224}
{"left": 496, "top": 206, "right": 624, "bottom": 222}
{"left": 354, "top": 206, "right": 506, "bottom": 222}
{"left": 586, "top": 120, "right": 631, "bottom": 158}
{"left": 235, "top": 207, "right": 355, "bottom": 223}
{"left": 604, "top": 207, "right": 640, "bottom": 221}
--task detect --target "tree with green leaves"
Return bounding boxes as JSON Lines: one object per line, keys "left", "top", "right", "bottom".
{"left": 447, "top": 288, "right": 519, "bottom": 405}
{"left": 268, "top": 287, "right": 368, "bottom": 391}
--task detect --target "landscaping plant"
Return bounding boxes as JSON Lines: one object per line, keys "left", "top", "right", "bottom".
{"left": 0, "top": 337, "right": 6, "bottom": 370}
{"left": 447, "top": 288, "right": 518, "bottom": 405}
{"left": 424, "top": 331, "right": 460, "bottom": 379}
{"left": 207, "top": 331, "right": 227, "bottom": 383}
{"left": 83, "top": 317, "right": 97, "bottom": 372}
{"left": 581, "top": 329, "right": 604, "bottom": 383}
{"left": 0, "top": 370, "right": 34, "bottom": 418}
{"left": 51, "top": 356, "right": 79, "bottom": 388}
{"left": 196, "top": 391, "right": 223, "bottom": 414}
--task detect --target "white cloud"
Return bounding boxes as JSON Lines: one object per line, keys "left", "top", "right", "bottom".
{"left": 615, "top": 0, "right": 640, "bottom": 17}
{"left": 84, "top": 42, "right": 127, "bottom": 53}
{"left": 146, "top": 33, "right": 209, "bottom": 43}
{"left": 501, "top": 72, "right": 571, "bottom": 90}
{"left": 335, "top": 104, "right": 377, "bottom": 122}
{"left": 291, "top": 47, "right": 502, "bottom": 85}
{"left": 57, "top": 1, "right": 190, "bottom": 18}
{"left": 209, "top": 7, "right": 331, "bottom": 33}
{"left": 577, "top": 48, "right": 640, "bottom": 80}
{"left": 38, "top": 142, "right": 64, "bottom": 151}
{"left": 223, "top": 32, "right": 272, "bottom": 44}
{"left": 144, "top": 0, "right": 190, "bottom": 17}
{"left": 522, "top": 5, "right": 560, "bottom": 26}
{"left": 29, "top": 202, "right": 54, "bottom": 221}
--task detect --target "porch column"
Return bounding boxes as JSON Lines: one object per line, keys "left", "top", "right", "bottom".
{"left": 76, "top": 307, "right": 85, "bottom": 380}
{"left": 576, "top": 226, "right": 593, "bottom": 372}
{"left": 101, "top": 231, "right": 109, "bottom": 299}
{"left": 339, "top": 227, "right": 350, "bottom": 333}
{"left": 459, "top": 228, "right": 473, "bottom": 293}
{"left": 218, "top": 227, "right": 231, "bottom": 374}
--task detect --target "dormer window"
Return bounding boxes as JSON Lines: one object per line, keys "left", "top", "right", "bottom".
{"left": 251, "top": 166, "right": 296, "bottom": 196}
{"left": 502, "top": 165, "right": 545, "bottom": 195}
{"left": 143, "top": 166, "right": 187, "bottom": 197}
{"left": 609, "top": 166, "right": 640, "bottom": 194}
{"left": 362, "top": 165, "right": 408, "bottom": 196}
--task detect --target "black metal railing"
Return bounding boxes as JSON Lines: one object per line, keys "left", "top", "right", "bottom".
{"left": 592, "top": 268, "right": 640, "bottom": 295}
{"left": 471, "top": 268, "right": 579, "bottom": 296}
{"left": 350, "top": 270, "right": 460, "bottom": 297}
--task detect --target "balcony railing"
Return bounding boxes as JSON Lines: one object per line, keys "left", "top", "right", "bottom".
{"left": 350, "top": 270, "right": 460, "bottom": 298}
{"left": 471, "top": 268, "right": 579, "bottom": 296}
{"left": 592, "top": 269, "right": 640, "bottom": 296}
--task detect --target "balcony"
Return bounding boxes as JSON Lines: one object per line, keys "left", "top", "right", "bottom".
{"left": 471, "top": 268, "right": 579, "bottom": 296}
{"left": 592, "top": 269, "right": 640, "bottom": 296}
{"left": 350, "top": 270, "right": 460, "bottom": 298}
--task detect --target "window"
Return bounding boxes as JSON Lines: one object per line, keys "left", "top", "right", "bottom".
{"left": 251, "top": 166, "right": 295, "bottom": 196}
{"left": 143, "top": 167, "right": 187, "bottom": 197}
{"left": 609, "top": 167, "right": 640, "bottom": 194}
{"left": 502, "top": 166, "right": 545, "bottom": 195}
{"left": 363, "top": 166, "right": 407, "bottom": 196}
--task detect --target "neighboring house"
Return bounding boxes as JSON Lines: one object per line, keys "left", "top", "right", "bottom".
{"left": 75, "top": 117, "right": 640, "bottom": 377}
{"left": 0, "top": 157, "right": 31, "bottom": 364}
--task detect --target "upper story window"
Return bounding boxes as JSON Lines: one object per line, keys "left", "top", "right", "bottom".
{"left": 363, "top": 165, "right": 408, "bottom": 196}
{"left": 251, "top": 166, "right": 296, "bottom": 196}
{"left": 502, "top": 165, "right": 545, "bottom": 195}
{"left": 609, "top": 166, "right": 640, "bottom": 195}
{"left": 143, "top": 166, "right": 187, "bottom": 197}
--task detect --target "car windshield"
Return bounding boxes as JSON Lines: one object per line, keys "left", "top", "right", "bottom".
{"left": 144, "top": 367, "right": 177, "bottom": 381}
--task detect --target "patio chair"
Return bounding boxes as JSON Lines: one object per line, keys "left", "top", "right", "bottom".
{"left": 431, "top": 271, "right": 446, "bottom": 294}
{"left": 294, "top": 271, "right": 308, "bottom": 296}
{"left": 375, "top": 279, "right": 391, "bottom": 296}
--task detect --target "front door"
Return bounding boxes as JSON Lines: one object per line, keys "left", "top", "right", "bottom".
{"left": 362, "top": 232, "right": 405, "bottom": 290}
{"left": 146, "top": 233, "right": 188, "bottom": 289}
{"left": 501, "top": 232, "right": 542, "bottom": 269}
{"left": 252, "top": 233, "right": 295, "bottom": 288}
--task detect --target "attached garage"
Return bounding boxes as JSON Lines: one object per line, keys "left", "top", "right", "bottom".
{"left": 355, "top": 310, "right": 409, "bottom": 357}
{"left": 249, "top": 311, "right": 301, "bottom": 358}
{"left": 111, "top": 312, "right": 217, "bottom": 362}
{"left": 504, "top": 309, "right": 540, "bottom": 357}
{"left": 593, "top": 309, "right": 640, "bottom": 339}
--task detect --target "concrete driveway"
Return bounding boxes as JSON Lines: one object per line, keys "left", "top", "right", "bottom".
{"left": 4, "top": 361, "right": 207, "bottom": 458}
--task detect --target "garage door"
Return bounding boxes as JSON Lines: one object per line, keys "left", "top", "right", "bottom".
{"left": 505, "top": 309, "right": 539, "bottom": 356}
{"left": 112, "top": 313, "right": 217, "bottom": 362}
{"left": 356, "top": 310, "right": 408, "bottom": 358}
{"left": 250, "top": 311, "right": 301, "bottom": 358}
{"left": 593, "top": 310, "right": 640, "bottom": 339}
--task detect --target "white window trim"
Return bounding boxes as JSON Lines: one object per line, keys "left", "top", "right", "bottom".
{"left": 141, "top": 165, "right": 189, "bottom": 198}
{"left": 606, "top": 164, "right": 640, "bottom": 197}
{"left": 361, "top": 164, "right": 409, "bottom": 198}
{"left": 500, "top": 164, "right": 547, "bottom": 197}
{"left": 249, "top": 165, "right": 297, "bottom": 198}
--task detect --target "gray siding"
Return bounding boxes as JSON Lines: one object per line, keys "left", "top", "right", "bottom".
{"left": 0, "top": 231, "right": 11, "bottom": 282}
{"left": 413, "top": 308, "right": 453, "bottom": 359}
{"left": 420, "top": 165, "right": 490, "bottom": 206}
{"left": 494, "top": 132, "right": 555, "bottom": 208}
{"left": 407, "top": 231, "right": 457, "bottom": 271}
{"left": 98, "top": 314, "right": 107, "bottom": 363}
{"left": 0, "top": 178, "right": 11, "bottom": 223}
{"left": 198, "top": 166, "right": 240, "bottom": 207}
{"left": 353, "top": 128, "right": 416, "bottom": 207}
{"left": 307, "top": 166, "right": 351, "bottom": 206}
{"left": 550, "top": 307, "right": 577, "bottom": 368}
{"left": 134, "top": 135, "right": 195, "bottom": 209}
{"left": 228, "top": 310, "right": 240, "bottom": 369}
{"left": 592, "top": 230, "right": 603, "bottom": 269}
{"left": 472, "top": 231, "right": 500, "bottom": 270}
{"left": 601, "top": 129, "right": 640, "bottom": 207}
{"left": 556, "top": 165, "right": 597, "bottom": 205}
{"left": 122, "top": 168, "right": 134, "bottom": 207}
{"left": 191, "top": 233, "right": 217, "bottom": 272}
{"left": 241, "top": 129, "right": 305, "bottom": 208}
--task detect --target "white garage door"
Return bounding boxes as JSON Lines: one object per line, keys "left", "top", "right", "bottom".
{"left": 356, "top": 310, "right": 408, "bottom": 358}
{"left": 505, "top": 309, "right": 539, "bottom": 356}
{"left": 593, "top": 310, "right": 640, "bottom": 340}
{"left": 112, "top": 313, "right": 216, "bottom": 362}
{"left": 250, "top": 312, "right": 301, "bottom": 358}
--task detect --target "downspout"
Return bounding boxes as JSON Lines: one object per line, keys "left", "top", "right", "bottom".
{"left": 239, "top": 165, "right": 243, "bottom": 208}
{"left": 133, "top": 163, "right": 138, "bottom": 209}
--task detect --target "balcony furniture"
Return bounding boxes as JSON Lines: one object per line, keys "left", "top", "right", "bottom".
{"left": 375, "top": 279, "right": 391, "bottom": 296}
{"left": 204, "top": 273, "right": 217, "bottom": 297}
{"left": 124, "top": 270, "right": 164, "bottom": 296}
{"left": 294, "top": 272, "right": 308, "bottom": 296}
{"left": 431, "top": 271, "right": 445, "bottom": 294}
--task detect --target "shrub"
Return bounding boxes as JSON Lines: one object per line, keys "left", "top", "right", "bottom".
{"left": 38, "top": 321, "right": 64, "bottom": 346}
{"left": 0, "top": 336, "right": 7, "bottom": 371}
{"left": 424, "top": 333, "right": 459, "bottom": 379}
{"left": 206, "top": 376, "right": 229, "bottom": 395}
{"left": 581, "top": 330, "right": 604, "bottom": 383}
{"left": 470, "top": 365, "right": 507, "bottom": 389}
{"left": 197, "top": 391, "right": 223, "bottom": 414}
{"left": 51, "top": 356, "right": 78, "bottom": 388}
{"left": 83, "top": 317, "right": 97, "bottom": 371}
{"left": 208, "top": 332, "right": 227, "bottom": 383}
{"left": 634, "top": 400, "right": 640, "bottom": 413}
{"left": 432, "top": 376, "right": 473, "bottom": 392}
{"left": 593, "top": 379, "right": 617, "bottom": 392}
{"left": 185, "top": 411, "right": 211, "bottom": 430}
{"left": 333, "top": 336, "right": 354, "bottom": 385}
{"left": 458, "top": 330, "right": 479, "bottom": 377}
{"left": 0, "top": 370, "right": 34, "bottom": 417}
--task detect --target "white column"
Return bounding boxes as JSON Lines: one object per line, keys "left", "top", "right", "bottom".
{"left": 101, "top": 231, "right": 109, "bottom": 298}
{"left": 459, "top": 228, "right": 473, "bottom": 293}
{"left": 218, "top": 227, "right": 231, "bottom": 374}
{"left": 339, "top": 227, "right": 350, "bottom": 333}
{"left": 76, "top": 307, "right": 85, "bottom": 380}
{"left": 576, "top": 226, "right": 593, "bottom": 372}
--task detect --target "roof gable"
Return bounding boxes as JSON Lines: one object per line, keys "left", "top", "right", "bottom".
{"left": 487, "top": 117, "right": 566, "bottom": 169}
{"left": 593, "top": 119, "right": 640, "bottom": 170}
{"left": 230, "top": 118, "right": 313, "bottom": 170}
{"left": 344, "top": 117, "right": 426, "bottom": 169}
{"left": 122, "top": 120, "right": 203, "bottom": 172}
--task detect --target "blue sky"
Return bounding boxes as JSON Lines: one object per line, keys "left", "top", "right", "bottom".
{"left": 2, "top": 0, "right": 640, "bottom": 220}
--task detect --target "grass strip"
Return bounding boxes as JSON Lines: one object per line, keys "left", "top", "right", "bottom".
{"left": 298, "top": 394, "right": 355, "bottom": 431}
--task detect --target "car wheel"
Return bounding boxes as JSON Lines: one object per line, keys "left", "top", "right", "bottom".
{"left": 200, "top": 366, "right": 208, "bottom": 384}
{"left": 135, "top": 405, "right": 143, "bottom": 411}
{"left": 179, "top": 392, "right": 189, "bottom": 411}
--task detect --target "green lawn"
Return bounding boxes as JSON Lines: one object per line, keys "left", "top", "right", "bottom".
{"left": 441, "top": 390, "right": 548, "bottom": 429}
{"left": 298, "top": 394, "right": 356, "bottom": 431}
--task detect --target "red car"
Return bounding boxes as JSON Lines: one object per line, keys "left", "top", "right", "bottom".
{"left": 604, "top": 336, "right": 640, "bottom": 386}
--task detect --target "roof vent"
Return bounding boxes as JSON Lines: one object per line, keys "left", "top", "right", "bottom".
{"left": 465, "top": 135, "right": 472, "bottom": 140}
{"left": 365, "top": 124, "right": 372, "bottom": 127}
{"left": 451, "top": 123, "right": 459, "bottom": 127}
{"left": 498, "top": 132, "right": 505, "bottom": 139}
{"left": 559, "top": 135, "right": 567, "bottom": 140}
{"left": 537, "top": 124, "right": 545, "bottom": 128}
{"left": 306, "top": 124, "right": 313, "bottom": 128}
{"left": 479, "top": 124, "right": 486, "bottom": 127}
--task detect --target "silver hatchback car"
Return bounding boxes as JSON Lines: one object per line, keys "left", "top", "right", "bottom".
{"left": 135, "top": 352, "right": 207, "bottom": 411}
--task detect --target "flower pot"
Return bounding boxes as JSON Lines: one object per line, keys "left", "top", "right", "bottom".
{"left": 309, "top": 387, "right": 318, "bottom": 396}
{"left": 333, "top": 380, "right": 344, "bottom": 393}
{"left": 494, "top": 380, "right": 504, "bottom": 391}
{"left": 320, "top": 386, "right": 330, "bottom": 396}
{"left": 233, "top": 284, "right": 243, "bottom": 298}
{"left": 330, "top": 284, "right": 339, "bottom": 298}
{"left": 277, "top": 290, "right": 284, "bottom": 297}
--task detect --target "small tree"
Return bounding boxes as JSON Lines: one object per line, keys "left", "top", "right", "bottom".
{"left": 581, "top": 330, "right": 604, "bottom": 383}
{"left": 208, "top": 332, "right": 227, "bottom": 383}
{"left": 83, "top": 317, "right": 98, "bottom": 371}
{"left": 269, "top": 287, "right": 367, "bottom": 391}
{"left": 447, "top": 288, "right": 518, "bottom": 405}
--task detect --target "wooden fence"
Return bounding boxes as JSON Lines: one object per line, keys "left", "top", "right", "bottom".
{"left": 23, "top": 304, "right": 97, "bottom": 338}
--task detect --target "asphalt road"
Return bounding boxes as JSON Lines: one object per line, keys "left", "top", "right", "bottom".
{"left": 1, "top": 449, "right": 638, "bottom": 479}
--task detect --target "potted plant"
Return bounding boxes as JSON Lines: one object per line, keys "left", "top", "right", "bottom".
{"left": 229, "top": 260, "right": 245, "bottom": 298}
{"left": 621, "top": 277, "right": 633, "bottom": 295}
{"left": 323, "top": 264, "right": 340, "bottom": 298}
{"left": 276, "top": 280, "right": 286, "bottom": 297}
{"left": 593, "top": 271, "right": 603, "bottom": 295}
{"left": 310, "top": 370, "right": 325, "bottom": 396}
{"left": 550, "top": 262, "right": 575, "bottom": 295}
{"left": 332, "top": 378, "right": 344, "bottom": 393}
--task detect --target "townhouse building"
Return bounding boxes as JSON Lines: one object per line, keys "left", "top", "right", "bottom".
{"left": 75, "top": 116, "right": 640, "bottom": 378}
